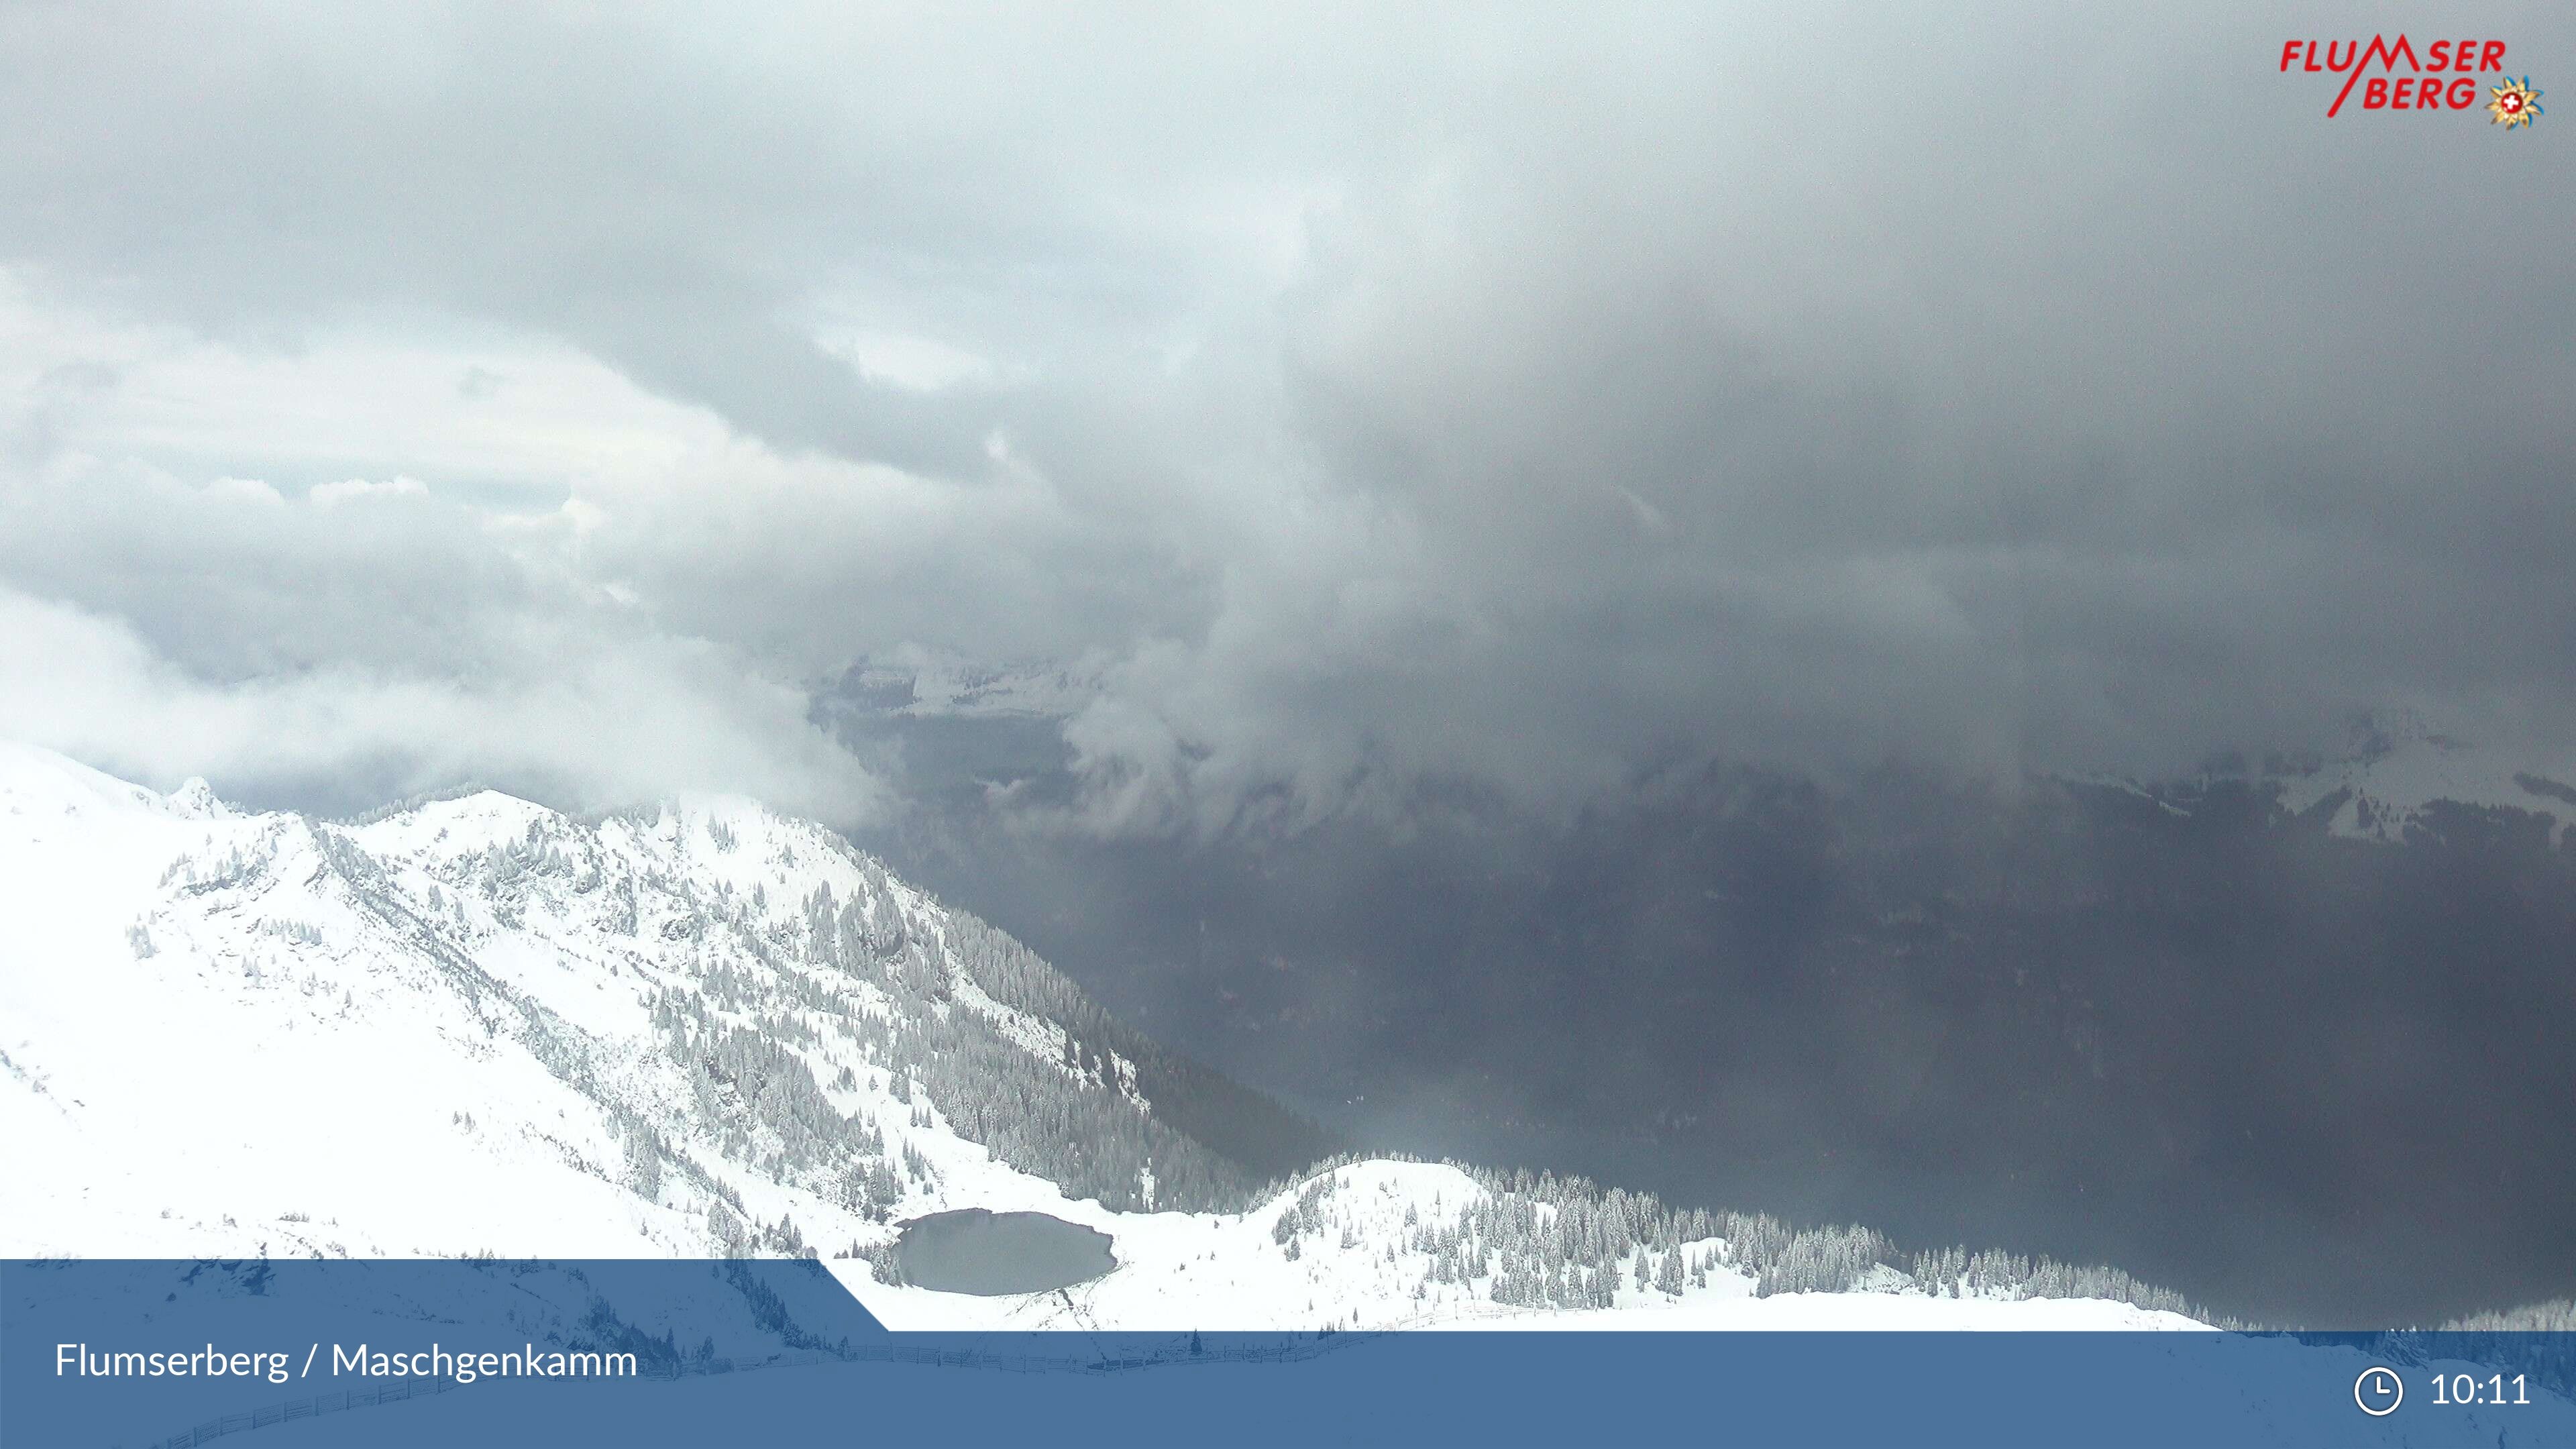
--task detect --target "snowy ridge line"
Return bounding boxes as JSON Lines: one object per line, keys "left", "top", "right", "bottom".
{"left": 330, "top": 782, "right": 500, "bottom": 828}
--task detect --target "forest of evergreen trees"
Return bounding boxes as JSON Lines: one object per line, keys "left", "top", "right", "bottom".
{"left": 1263, "top": 1153, "right": 2208, "bottom": 1320}
{"left": 603, "top": 835, "right": 1287, "bottom": 1218}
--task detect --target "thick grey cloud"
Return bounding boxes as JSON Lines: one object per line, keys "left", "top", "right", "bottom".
{"left": 2, "top": 1, "right": 2570, "bottom": 830}
{"left": 0, "top": 466, "right": 883, "bottom": 819}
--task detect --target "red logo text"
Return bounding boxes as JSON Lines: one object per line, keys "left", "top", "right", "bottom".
{"left": 2278, "top": 36, "right": 2508, "bottom": 115}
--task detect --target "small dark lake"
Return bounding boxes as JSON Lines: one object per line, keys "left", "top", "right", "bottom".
{"left": 894, "top": 1209, "right": 1117, "bottom": 1295}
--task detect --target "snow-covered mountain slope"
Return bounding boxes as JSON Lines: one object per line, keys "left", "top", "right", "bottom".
{"left": 871, "top": 1156, "right": 2203, "bottom": 1333}
{"left": 2075, "top": 712, "right": 2576, "bottom": 845}
{"left": 0, "top": 742, "right": 2206, "bottom": 1331}
{"left": 2269, "top": 715, "right": 2576, "bottom": 844}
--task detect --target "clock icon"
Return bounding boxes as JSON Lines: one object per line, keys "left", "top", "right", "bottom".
{"left": 2355, "top": 1366, "right": 2404, "bottom": 1417}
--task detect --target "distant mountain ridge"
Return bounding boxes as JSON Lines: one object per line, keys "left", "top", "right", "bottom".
{"left": 2, "top": 740, "right": 2250, "bottom": 1331}
{"left": 2069, "top": 710, "right": 2576, "bottom": 847}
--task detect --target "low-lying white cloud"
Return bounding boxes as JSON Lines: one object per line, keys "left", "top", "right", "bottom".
{"left": 0, "top": 584, "right": 880, "bottom": 823}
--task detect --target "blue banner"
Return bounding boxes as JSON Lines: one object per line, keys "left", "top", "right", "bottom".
{"left": 7, "top": 1260, "right": 2571, "bottom": 1446}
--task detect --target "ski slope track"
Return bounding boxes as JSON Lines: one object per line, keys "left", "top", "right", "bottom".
{"left": 1, "top": 741, "right": 2209, "bottom": 1331}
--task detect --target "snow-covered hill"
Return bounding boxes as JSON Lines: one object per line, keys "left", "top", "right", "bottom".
{"left": 2076, "top": 711, "right": 2576, "bottom": 845}
{"left": 2269, "top": 714, "right": 2576, "bottom": 844}
{"left": 0, "top": 742, "right": 2206, "bottom": 1331}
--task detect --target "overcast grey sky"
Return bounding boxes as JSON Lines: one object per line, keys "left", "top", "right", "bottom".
{"left": 3, "top": 2, "right": 2569, "bottom": 830}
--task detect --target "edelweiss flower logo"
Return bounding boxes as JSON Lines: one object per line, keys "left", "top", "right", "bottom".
{"left": 2487, "top": 75, "right": 2543, "bottom": 128}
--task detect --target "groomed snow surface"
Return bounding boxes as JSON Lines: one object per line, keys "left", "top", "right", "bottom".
{"left": 0, "top": 741, "right": 2203, "bottom": 1332}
